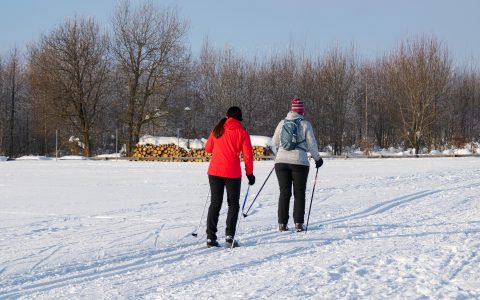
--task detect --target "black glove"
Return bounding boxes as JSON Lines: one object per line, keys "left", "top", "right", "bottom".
{"left": 247, "top": 173, "right": 256, "bottom": 185}
{"left": 315, "top": 158, "right": 323, "bottom": 169}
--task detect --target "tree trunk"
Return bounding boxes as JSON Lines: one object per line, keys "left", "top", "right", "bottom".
{"left": 83, "top": 129, "right": 92, "bottom": 157}
{"left": 9, "top": 58, "right": 15, "bottom": 157}
{"left": 126, "top": 91, "right": 136, "bottom": 157}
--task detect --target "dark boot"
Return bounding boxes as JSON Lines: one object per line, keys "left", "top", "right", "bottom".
{"left": 278, "top": 224, "right": 289, "bottom": 232}
{"left": 207, "top": 239, "right": 220, "bottom": 248}
{"left": 295, "top": 223, "right": 304, "bottom": 232}
{"left": 225, "top": 236, "right": 239, "bottom": 248}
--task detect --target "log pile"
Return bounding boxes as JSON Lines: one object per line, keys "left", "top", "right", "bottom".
{"left": 132, "top": 143, "right": 273, "bottom": 161}
{"left": 253, "top": 146, "right": 274, "bottom": 160}
{"left": 132, "top": 144, "right": 211, "bottom": 162}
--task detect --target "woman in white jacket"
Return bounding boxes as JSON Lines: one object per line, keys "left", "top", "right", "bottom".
{"left": 272, "top": 98, "right": 323, "bottom": 232}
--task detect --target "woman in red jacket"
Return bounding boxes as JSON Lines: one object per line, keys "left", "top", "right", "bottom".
{"left": 204, "top": 106, "right": 255, "bottom": 248}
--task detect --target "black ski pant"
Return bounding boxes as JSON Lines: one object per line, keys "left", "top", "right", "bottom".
{"left": 275, "top": 163, "right": 310, "bottom": 225}
{"left": 206, "top": 175, "right": 241, "bottom": 241}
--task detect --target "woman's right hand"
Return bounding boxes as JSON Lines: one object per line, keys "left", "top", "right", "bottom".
{"left": 247, "top": 173, "right": 256, "bottom": 185}
{"left": 315, "top": 158, "right": 323, "bottom": 169}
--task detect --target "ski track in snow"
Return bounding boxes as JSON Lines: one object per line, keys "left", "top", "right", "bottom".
{"left": 29, "top": 245, "right": 64, "bottom": 274}
{"left": 0, "top": 158, "right": 479, "bottom": 299}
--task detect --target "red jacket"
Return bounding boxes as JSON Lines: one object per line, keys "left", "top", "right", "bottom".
{"left": 205, "top": 118, "right": 254, "bottom": 178}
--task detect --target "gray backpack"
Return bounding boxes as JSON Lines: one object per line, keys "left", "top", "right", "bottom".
{"left": 280, "top": 118, "right": 306, "bottom": 151}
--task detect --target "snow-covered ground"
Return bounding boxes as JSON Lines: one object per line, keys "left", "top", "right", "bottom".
{"left": 0, "top": 158, "right": 479, "bottom": 299}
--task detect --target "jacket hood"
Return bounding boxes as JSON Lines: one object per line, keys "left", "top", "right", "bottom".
{"left": 285, "top": 111, "right": 305, "bottom": 120}
{"left": 224, "top": 117, "right": 244, "bottom": 130}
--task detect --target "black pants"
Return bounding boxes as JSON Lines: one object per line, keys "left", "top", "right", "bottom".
{"left": 206, "top": 175, "right": 241, "bottom": 241}
{"left": 275, "top": 163, "right": 310, "bottom": 225}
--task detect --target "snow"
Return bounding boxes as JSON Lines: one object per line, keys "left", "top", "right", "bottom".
{"left": 69, "top": 136, "right": 85, "bottom": 149}
{"left": 14, "top": 155, "right": 88, "bottom": 161}
{"left": 138, "top": 135, "right": 192, "bottom": 149}
{"left": 95, "top": 153, "right": 121, "bottom": 159}
{"left": 1, "top": 158, "right": 479, "bottom": 299}
{"left": 366, "top": 146, "right": 479, "bottom": 157}
{"left": 59, "top": 156, "right": 88, "bottom": 160}
{"left": 15, "top": 156, "right": 52, "bottom": 161}
{"left": 138, "top": 134, "right": 274, "bottom": 150}
{"left": 138, "top": 135, "right": 206, "bottom": 150}
{"left": 250, "top": 135, "right": 273, "bottom": 148}
{"left": 0, "top": 156, "right": 8, "bottom": 161}
{"left": 370, "top": 148, "right": 415, "bottom": 156}
{"left": 443, "top": 149, "right": 473, "bottom": 155}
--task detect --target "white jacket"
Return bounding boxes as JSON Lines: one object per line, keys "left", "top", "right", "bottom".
{"left": 272, "top": 111, "right": 321, "bottom": 166}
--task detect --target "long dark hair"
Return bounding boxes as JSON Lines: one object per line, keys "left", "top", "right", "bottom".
{"left": 212, "top": 106, "right": 243, "bottom": 138}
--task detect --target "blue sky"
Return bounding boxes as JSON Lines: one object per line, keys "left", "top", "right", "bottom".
{"left": 1, "top": 0, "right": 479, "bottom": 65}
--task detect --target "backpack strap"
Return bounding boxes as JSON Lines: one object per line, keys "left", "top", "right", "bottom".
{"left": 293, "top": 118, "right": 307, "bottom": 151}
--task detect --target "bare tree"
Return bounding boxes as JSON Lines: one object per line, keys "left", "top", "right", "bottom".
{"left": 240, "top": 58, "right": 263, "bottom": 131}
{"left": 260, "top": 50, "right": 299, "bottom": 135}
{"left": 0, "top": 56, "right": 5, "bottom": 154}
{"left": 0, "top": 48, "right": 29, "bottom": 157}
{"left": 29, "top": 17, "right": 109, "bottom": 157}
{"left": 318, "top": 47, "right": 357, "bottom": 155}
{"left": 298, "top": 56, "right": 325, "bottom": 148}
{"left": 112, "top": 1, "right": 190, "bottom": 155}
{"left": 355, "top": 59, "right": 400, "bottom": 150}
{"left": 7, "top": 48, "right": 19, "bottom": 156}
{"left": 386, "top": 36, "right": 451, "bottom": 154}
{"left": 446, "top": 68, "right": 480, "bottom": 145}
{"left": 191, "top": 40, "right": 219, "bottom": 134}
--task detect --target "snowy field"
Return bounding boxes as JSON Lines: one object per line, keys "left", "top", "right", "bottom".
{"left": 1, "top": 158, "right": 479, "bottom": 299}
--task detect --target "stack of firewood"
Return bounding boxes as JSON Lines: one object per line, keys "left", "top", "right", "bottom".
{"left": 132, "top": 143, "right": 272, "bottom": 162}
{"left": 132, "top": 144, "right": 186, "bottom": 158}
{"left": 253, "top": 146, "right": 265, "bottom": 159}
{"left": 251, "top": 146, "right": 274, "bottom": 161}
{"left": 132, "top": 144, "right": 211, "bottom": 162}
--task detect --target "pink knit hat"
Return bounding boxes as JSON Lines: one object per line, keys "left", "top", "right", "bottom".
{"left": 291, "top": 97, "right": 305, "bottom": 115}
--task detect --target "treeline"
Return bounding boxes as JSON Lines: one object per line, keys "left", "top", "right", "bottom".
{"left": 0, "top": 1, "right": 479, "bottom": 157}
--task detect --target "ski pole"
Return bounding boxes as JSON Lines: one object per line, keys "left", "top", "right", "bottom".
{"left": 191, "top": 188, "right": 210, "bottom": 237}
{"left": 231, "top": 185, "right": 250, "bottom": 251}
{"left": 305, "top": 167, "right": 319, "bottom": 234}
{"left": 243, "top": 166, "right": 275, "bottom": 217}
{"left": 241, "top": 183, "right": 250, "bottom": 215}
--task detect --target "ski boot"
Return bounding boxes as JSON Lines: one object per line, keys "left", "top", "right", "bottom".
{"left": 225, "top": 236, "right": 239, "bottom": 248}
{"left": 278, "top": 224, "right": 289, "bottom": 232}
{"left": 295, "top": 223, "right": 304, "bottom": 232}
{"left": 207, "top": 239, "right": 220, "bottom": 248}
